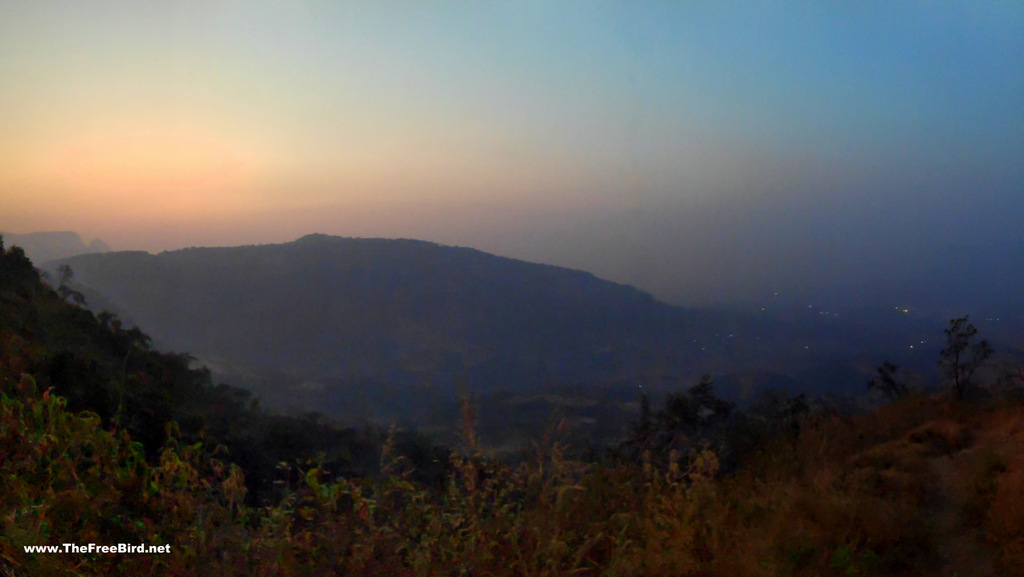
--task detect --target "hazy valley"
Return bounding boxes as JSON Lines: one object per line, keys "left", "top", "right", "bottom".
{"left": 31, "top": 231, "right": 1018, "bottom": 450}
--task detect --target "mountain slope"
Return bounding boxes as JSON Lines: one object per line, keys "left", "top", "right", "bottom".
{"left": 53, "top": 235, "right": 736, "bottom": 405}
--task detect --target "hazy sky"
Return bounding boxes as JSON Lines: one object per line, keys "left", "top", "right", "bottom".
{"left": 2, "top": 1, "right": 1022, "bottom": 306}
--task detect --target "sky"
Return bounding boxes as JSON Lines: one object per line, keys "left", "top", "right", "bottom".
{"left": 1, "top": 1, "right": 1022, "bottom": 308}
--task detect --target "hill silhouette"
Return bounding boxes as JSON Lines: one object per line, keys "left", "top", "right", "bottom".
{"left": 49, "top": 235, "right": 755, "bottom": 419}
{"left": 48, "top": 232, "right": 970, "bottom": 422}
{"left": 1, "top": 230, "right": 110, "bottom": 263}
{"left": 47, "top": 233, "right": 969, "bottom": 427}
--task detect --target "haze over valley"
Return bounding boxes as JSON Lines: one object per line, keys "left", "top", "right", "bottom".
{"left": 15, "top": 230, "right": 1012, "bottom": 447}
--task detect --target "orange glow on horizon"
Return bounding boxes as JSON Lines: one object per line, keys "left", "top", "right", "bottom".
{"left": 4, "top": 127, "right": 286, "bottom": 223}
{"left": 58, "top": 130, "right": 247, "bottom": 194}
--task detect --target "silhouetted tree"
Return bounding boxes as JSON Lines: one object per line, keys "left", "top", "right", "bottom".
{"left": 868, "top": 361, "right": 907, "bottom": 400}
{"left": 722, "top": 389, "right": 808, "bottom": 470}
{"left": 685, "top": 374, "right": 735, "bottom": 428}
{"left": 940, "top": 316, "right": 993, "bottom": 400}
{"left": 0, "top": 237, "right": 40, "bottom": 291}
{"left": 56, "top": 264, "right": 86, "bottom": 305}
{"left": 625, "top": 375, "right": 735, "bottom": 461}
{"left": 626, "top": 393, "right": 655, "bottom": 456}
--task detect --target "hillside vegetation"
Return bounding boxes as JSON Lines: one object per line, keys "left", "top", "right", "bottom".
{"left": 5, "top": 237, "right": 1024, "bottom": 575}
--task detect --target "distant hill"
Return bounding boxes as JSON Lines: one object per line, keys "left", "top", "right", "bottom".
{"left": 50, "top": 234, "right": 964, "bottom": 424}
{"left": 2, "top": 231, "right": 110, "bottom": 263}
{"left": 51, "top": 235, "right": 753, "bottom": 416}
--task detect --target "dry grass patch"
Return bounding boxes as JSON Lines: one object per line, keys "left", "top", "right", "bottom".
{"left": 986, "top": 457, "right": 1024, "bottom": 576}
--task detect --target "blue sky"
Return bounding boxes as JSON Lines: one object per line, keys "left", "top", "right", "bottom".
{"left": 1, "top": 1, "right": 1021, "bottom": 306}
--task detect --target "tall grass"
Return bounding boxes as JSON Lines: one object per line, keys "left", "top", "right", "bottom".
{"left": 6, "top": 380, "right": 1024, "bottom": 575}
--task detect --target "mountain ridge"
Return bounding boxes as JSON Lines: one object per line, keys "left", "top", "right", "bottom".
{"left": 48, "top": 233, "right": 981, "bottom": 425}
{"left": 51, "top": 234, "right": 734, "bottom": 420}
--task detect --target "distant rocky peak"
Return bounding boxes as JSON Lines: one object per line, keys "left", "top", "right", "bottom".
{"left": 87, "top": 238, "right": 112, "bottom": 253}
{"left": 0, "top": 231, "right": 111, "bottom": 264}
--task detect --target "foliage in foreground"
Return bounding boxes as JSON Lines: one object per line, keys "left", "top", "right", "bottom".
{"left": 6, "top": 369, "right": 1024, "bottom": 575}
